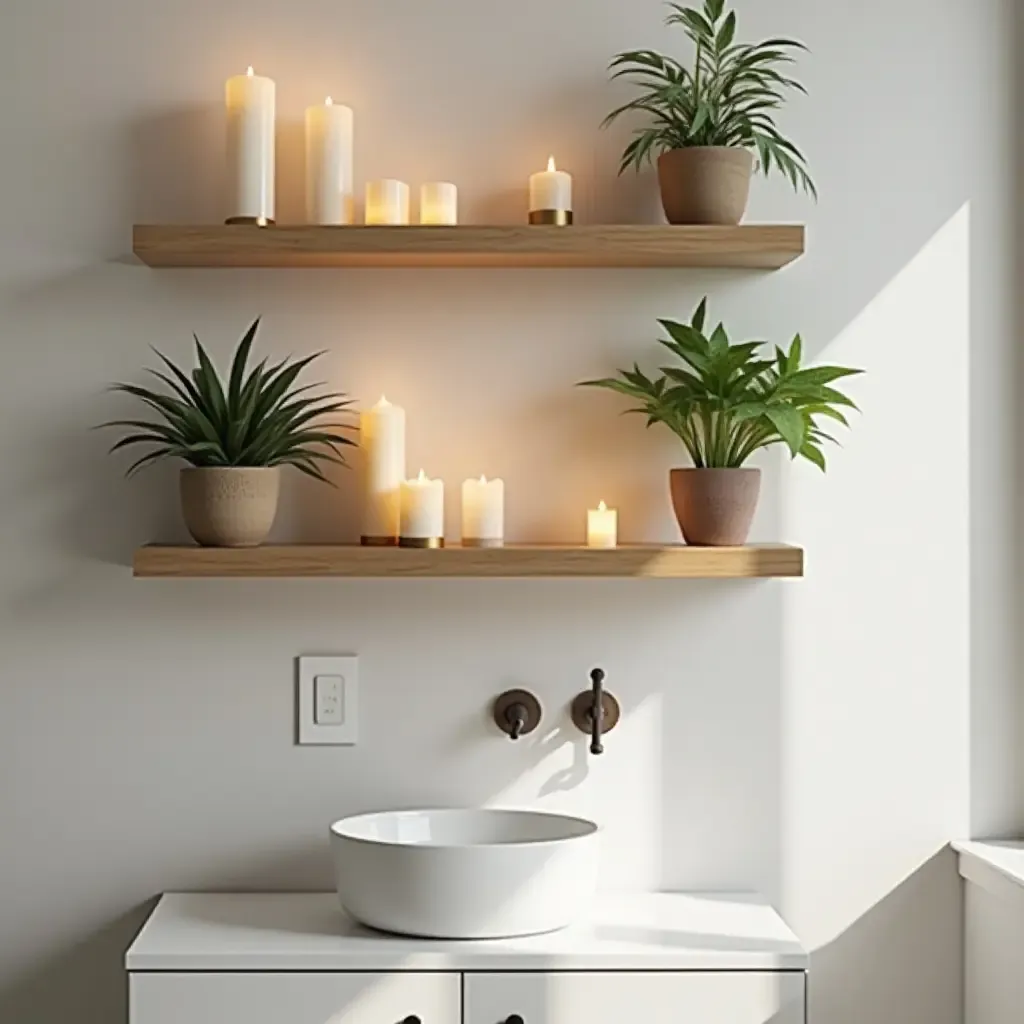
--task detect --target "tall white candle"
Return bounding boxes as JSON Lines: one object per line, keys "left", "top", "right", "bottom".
{"left": 360, "top": 396, "right": 406, "bottom": 544}
{"left": 365, "top": 179, "right": 410, "bottom": 225}
{"left": 587, "top": 501, "right": 617, "bottom": 549}
{"left": 529, "top": 156, "right": 572, "bottom": 216}
{"left": 420, "top": 182, "right": 458, "bottom": 226}
{"left": 400, "top": 470, "right": 445, "bottom": 545}
{"left": 225, "top": 66, "right": 276, "bottom": 223}
{"left": 305, "top": 97, "right": 354, "bottom": 225}
{"left": 462, "top": 476, "right": 504, "bottom": 547}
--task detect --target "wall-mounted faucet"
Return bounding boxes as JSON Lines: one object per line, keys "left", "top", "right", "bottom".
{"left": 571, "top": 668, "right": 621, "bottom": 755}
{"left": 493, "top": 689, "right": 542, "bottom": 740}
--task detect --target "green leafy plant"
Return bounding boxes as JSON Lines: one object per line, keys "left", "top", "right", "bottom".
{"left": 102, "top": 319, "right": 356, "bottom": 482}
{"left": 603, "top": 0, "right": 815, "bottom": 196}
{"left": 579, "top": 298, "right": 860, "bottom": 470}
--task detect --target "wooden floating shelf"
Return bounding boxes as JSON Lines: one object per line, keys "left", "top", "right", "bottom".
{"left": 133, "top": 544, "right": 804, "bottom": 580}
{"left": 132, "top": 224, "right": 805, "bottom": 270}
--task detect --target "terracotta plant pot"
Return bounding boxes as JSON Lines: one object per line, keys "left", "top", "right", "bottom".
{"left": 669, "top": 468, "right": 761, "bottom": 546}
{"left": 657, "top": 147, "right": 754, "bottom": 225}
{"left": 180, "top": 467, "right": 281, "bottom": 548}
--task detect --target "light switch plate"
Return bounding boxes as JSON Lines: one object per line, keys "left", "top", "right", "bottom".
{"left": 298, "top": 656, "right": 358, "bottom": 745}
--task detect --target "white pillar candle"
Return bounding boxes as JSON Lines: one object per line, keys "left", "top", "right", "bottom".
{"left": 305, "top": 97, "right": 354, "bottom": 225}
{"left": 587, "top": 501, "right": 618, "bottom": 549}
{"left": 420, "top": 182, "right": 458, "bottom": 226}
{"left": 461, "top": 476, "right": 504, "bottom": 547}
{"left": 529, "top": 156, "right": 572, "bottom": 221}
{"left": 360, "top": 396, "right": 406, "bottom": 544}
{"left": 365, "top": 179, "right": 410, "bottom": 225}
{"left": 225, "top": 66, "right": 276, "bottom": 224}
{"left": 400, "top": 470, "right": 445, "bottom": 546}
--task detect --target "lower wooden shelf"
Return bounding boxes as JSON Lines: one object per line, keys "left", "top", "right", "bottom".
{"left": 132, "top": 544, "right": 804, "bottom": 579}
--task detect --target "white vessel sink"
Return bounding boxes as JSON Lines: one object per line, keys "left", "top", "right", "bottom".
{"left": 330, "top": 808, "right": 600, "bottom": 939}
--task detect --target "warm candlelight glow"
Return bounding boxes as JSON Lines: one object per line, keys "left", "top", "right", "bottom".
{"left": 325, "top": 96, "right": 333, "bottom": 106}
{"left": 598, "top": 500, "right": 607, "bottom": 511}
{"left": 256, "top": 216, "right": 268, "bottom": 227}
{"left": 480, "top": 475, "right": 487, "bottom": 484}
{"left": 417, "top": 469, "right": 427, "bottom": 483}
{"left": 376, "top": 395, "right": 390, "bottom": 407}
{"left": 547, "top": 156, "right": 556, "bottom": 172}
{"left": 246, "top": 66, "right": 255, "bottom": 77}
{"left": 587, "top": 501, "right": 618, "bottom": 549}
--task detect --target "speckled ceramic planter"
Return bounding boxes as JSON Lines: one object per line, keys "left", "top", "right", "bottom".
{"left": 670, "top": 467, "right": 761, "bottom": 547}
{"left": 657, "top": 147, "right": 754, "bottom": 225}
{"left": 180, "top": 467, "right": 280, "bottom": 548}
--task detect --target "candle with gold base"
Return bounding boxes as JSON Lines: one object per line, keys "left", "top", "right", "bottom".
{"left": 529, "top": 156, "right": 573, "bottom": 225}
{"left": 225, "top": 66, "right": 276, "bottom": 225}
{"left": 361, "top": 396, "right": 405, "bottom": 546}
{"left": 400, "top": 470, "right": 445, "bottom": 548}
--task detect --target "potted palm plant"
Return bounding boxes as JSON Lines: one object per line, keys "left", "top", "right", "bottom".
{"left": 579, "top": 298, "right": 860, "bottom": 546}
{"left": 102, "top": 319, "right": 356, "bottom": 548}
{"left": 603, "top": 0, "right": 815, "bottom": 225}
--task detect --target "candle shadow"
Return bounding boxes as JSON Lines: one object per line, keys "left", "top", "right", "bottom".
{"left": 129, "top": 105, "right": 223, "bottom": 223}
{"left": 276, "top": 117, "right": 306, "bottom": 225}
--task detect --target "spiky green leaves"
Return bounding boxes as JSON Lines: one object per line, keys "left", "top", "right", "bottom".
{"left": 579, "top": 299, "right": 860, "bottom": 470}
{"left": 102, "top": 319, "right": 357, "bottom": 483}
{"left": 603, "top": 0, "right": 816, "bottom": 197}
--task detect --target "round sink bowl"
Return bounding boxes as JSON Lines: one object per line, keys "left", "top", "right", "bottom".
{"left": 330, "top": 808, "right": 600, "bottom": 939}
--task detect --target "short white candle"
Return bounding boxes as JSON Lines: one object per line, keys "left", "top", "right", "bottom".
{"left": 462, "top": 476, "right": 504, "bottom": 547}
{"left": 225, "top": 66, "right": 276, "bottom": 223}
{"left": 529, "top": 156, "right": 572, "bottom": 215}
{"left": 305, "top": 96, "right": 354, "bottom": 225}
{"left": 420, "top": 182, "right": 458, "bottom": 225}
{"left": 365, "top": 179, "right": 410, "bottom": 225}
{"left": 400, "top": 470, "right": 445, "bottom": 541}
{"left": 360, "top": 396, "right": 406, "bottom": 543}
{"left": 587, "top": 501, "right": 618, "bottom": 549}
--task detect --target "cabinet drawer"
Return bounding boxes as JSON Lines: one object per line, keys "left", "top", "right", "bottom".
{"left": 130, "top": 972, "right": 460, "bottom": 1024}
{"left": 464, "top": 971, "right": 805, "bottom": 1024}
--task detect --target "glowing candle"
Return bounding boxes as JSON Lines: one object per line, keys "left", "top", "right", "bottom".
{"left": 420, "top": 182, "right": 458, "bottom": 225}
{"left": 225, "top": 66, "right": 276, "bottom": 224}
{"left": 400, "top": 470, "right": 445, "bottom": 548}
{"left": 365, "top": 179, "right": 410, "bottom": 225}
{"left": 587, "top": 501, "right": 617, "bottom": 549}
{"left": 529, "top": 156, "right": 573, "bottom": 225}
{"left": 360, "top": 396, "right": 405, "bottom": 545}
{"left": 462, "top": 476, "right": 504, "bottom": 547}
{"left": 305, "top": 96, "right": 354, "bottom": 224}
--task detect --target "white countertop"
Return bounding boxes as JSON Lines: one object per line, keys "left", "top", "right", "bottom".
{"left": 954, "top": 840, "right": 1024, "bottom": 904}
{"left": 126, "top": 892, "right": 807, "bottom": 972}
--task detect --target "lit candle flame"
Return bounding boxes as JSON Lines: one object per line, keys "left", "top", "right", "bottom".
{"left": 325, "top": 96, "right": 333, "bottom": 106}
{"left": 479, "top": 475, "right": 487, "bottom": 484}
{"left": 246, "top": 66, "right": 255, "bottom": 77}
{"left": 598, "top": 500, "right": 607, "bottom": 511}
{"left": 376, "top": 395, "right": 390, "bottom": 407}
{"left": 417, "top": 469, "right": 428, "bottom": 483}
{"left": 547, "top": 156, "right": 556, "bottom": 172}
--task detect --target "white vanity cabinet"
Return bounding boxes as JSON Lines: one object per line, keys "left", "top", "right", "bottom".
{"left": 126, "top": 893, "right": 807, "bottom": 1024}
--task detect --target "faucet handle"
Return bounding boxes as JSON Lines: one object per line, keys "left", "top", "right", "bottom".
{"left": 571, "top": 668, "right": 620, "bottom": 754}
{"left": 493, "top": 689, "right": 542, "bottom": 740}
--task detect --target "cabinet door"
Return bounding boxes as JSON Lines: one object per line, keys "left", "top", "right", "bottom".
{"left": 464, "top": 971, "right": 805, "bottom": 1024}
{"left": 130, "top": 972, "right": 460, "bottom": 1024}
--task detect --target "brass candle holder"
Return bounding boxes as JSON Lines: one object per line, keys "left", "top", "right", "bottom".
{"left": 529, "top": 209, "right": 573, "bottom": 226}
{"left": 398, "top": 536, "right": 445, "bottom": 549}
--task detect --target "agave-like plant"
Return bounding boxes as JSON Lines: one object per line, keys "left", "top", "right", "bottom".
{"left": 604, "top": 0, "right": 815, "bottom": 196}
{"left": 102, "top": 319, "right": 356, "bottom": 482}
{"left": 579, "top": 299, "right": 860, "bottom": 470}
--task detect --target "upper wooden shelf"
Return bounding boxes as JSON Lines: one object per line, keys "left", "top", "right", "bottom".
{"left": 133, "top": 543, "right": 804, "bottom": 579}
{"left": 132, "top": 224, "right": 805, "bottom": 270}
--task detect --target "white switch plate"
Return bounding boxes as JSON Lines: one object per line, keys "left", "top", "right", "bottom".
{"left": 298, "top": 656, "right": 358, "bottom": 745}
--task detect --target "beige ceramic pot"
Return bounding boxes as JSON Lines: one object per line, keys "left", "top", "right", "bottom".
{"left": 657, "top": 147, "right": 754, "bottom": 225}
{"left": 180, "top": 467, "right": 280, "bottom": 548}
{"left": 669, "top": 468, "right": 761, "bottom": 547}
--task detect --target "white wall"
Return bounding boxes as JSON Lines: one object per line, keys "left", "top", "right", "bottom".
{"left": 0, "top": 1, "right": 1012, "bottom": 1022}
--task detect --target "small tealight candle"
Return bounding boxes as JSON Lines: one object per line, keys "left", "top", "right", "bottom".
{"left": 365, "top": 179, "right": 410, "bottom": 225}
{"left": 420, "top": 182, "right": 458, "bottom": 225}
{"left": 225, "top": 66, "right": 276, "bottom": 224}
{"left": 400, "top": 470, "right": 445, "bottom": 548}
{"left": 462, "top": 476, "right": 504, "bottom": 548}
{"left": 305, "top": 96, "right": 354, "bottom": 225}
{"left": 529, "top": 156, "right": 573, "bottom": 225}
{"left": 587, "top": 501, "right": 618, "bottom": 549}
